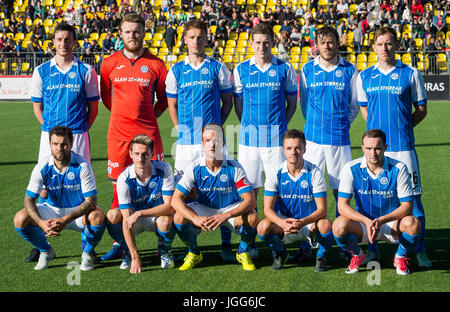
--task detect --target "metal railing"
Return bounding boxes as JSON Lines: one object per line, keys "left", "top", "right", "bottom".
{"left": 0, "top": 51, "right": 449, "bottom": 76}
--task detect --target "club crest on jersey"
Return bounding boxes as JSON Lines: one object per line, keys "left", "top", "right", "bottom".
{"left": 269, "top": 69, "right": 276, "bottom": 77}
{"left": 67, "top": 172, "right": 75, "bottom": 180}
{"left": 141, "top": 65, "right": 149, "bottom": 73}
{"left": 220, "top": 174, "right": 228, "bottom": 182}
{"left": 301, "top": 180, "right": 309, "bottom": 188}
{"left": 201, "top": 67, "right": 209, "bottom": 75}
{"left": 380, "top": 177, "right": 389, "bottom": 185}
{"left": 391, "top": 73, "right": 399, "bottom": 80}
{"left": 69, "top": 72, "right": 76, "bottom": 79}
{"left": 335, "top": 70, "right": 343, "bottom": 78}
{"left": 149, "top": 181, "right": 157, "bottom": 189}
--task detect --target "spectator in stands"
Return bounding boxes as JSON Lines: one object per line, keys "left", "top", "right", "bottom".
{"left": 380, "top": 0, "right": 391, "bottom": 12}
{"left": 7, "top": 13, "right": 17, "bottom": 33}
{"left": 316, "top": 7, "right": 328, "bottom": 25}
{"left": 295, "top": 5, "right": 304, "bottom": 19}
{"left": 91, "top": 14, "right": 103, "bottom": 34}
{"left": 33, "top": 20, "right": 46, "bottom": 41}
{"left": 0, "top": 33, "right": 5, "bottom": 51}
{"left": 102, "top": 14, "right": 114, "bottom": 34}
{"left": 227, "top": 11, "right": 241, "bottom": 35}
{"left": 356, "top": 1, "right": 369, "bottom": 17}
{"left": 34, "top": 1, "right": 46, "bottom": 20}
{"left": 426, "top": 36, "right": 438, "bottom": 73}
{"left": 337, "top": 19, "right": 347, "bottom": 39}
{"left": 15, "top": 39, "right": 24, "bottom": 60}
{"left": 0, "top": 19, "right": 5, "bottom": 34}
{"left": 82, "top": 47, "right": 97, "bottom": 68}
{"left": 273, "top": 6, "right": 285, "bottom": 25}
{"left": 290, "top": 26, "right": 301, "bottom": 48}
{"left": 82, "top": 38, "right": 92, "bottom": 53}
{"left": 301, "top": 27, "right": 312, "bottom": 48}
{"left": 352, "top": 23, "right": 363, "bottom": 55}
{"left": 164, "top": 22, "right": 178, "bottom": 54}
{"left": 338, "top": 32, "right": 348, "bottom": 55}
{"left": 187, "top": 8, "right": 196, "bottom": 22}
{"left": 102, "top": 32, "right": 115, "bottom": 53}
{"left": 390, "top": 11, "right": 403, "bottom": 33}
{"left": 44, "top": 41, "right": 55, "bottom": 59}
{"left": 17, "top": 15, "right": 29, "bottom": 34}
{"left": 310, "top": 0, "right": 319, "bottom": 12}
{"left": 432, "top": 10, "right": 447, "bottom": 33}
{"left": 26, "top": 36, "right": 42, "bottom": 54}
{"left": 251, "top": 12, "right": 260, "bottom": 27}
{"left": 412, "top": 0, "right": 424, "bottom": 20}
{"left": 399, "top": 32, "right": 414, "bottom": 52}
{"left": 336, "top": 0, "right": 349, "bottom": 19}
{"left": 215, "top": 19, "right": 228, "bottom": 41}
{"left": 113, "top": 34, "right": 123, "bottom": 51}
{"left": 327, "top": 6, "right": 338, "bottom": 26}
{"left": 401, "top": 4, "right": 412, "bottom": 23}
{"left": 284, "top": 6, "right": 295, "bottom": 24}
{"left": 348, "top": 13, "right": 358, "bottom": 29}
{"left": 261, "top": 8, "right": 275, "bottom": 28}
{"left": 91, "top": 40, "right": 102, "bottom": 53}
{"left": 412, "top": 18, "right": 424, "bottom": 39}
{"left": 280, "top": 19, "right": 292, "bottom": 35}
{"left": 435, "top": 34, "right": 446, "bottom": 51}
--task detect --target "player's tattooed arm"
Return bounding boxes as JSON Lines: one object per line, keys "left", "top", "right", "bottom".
{"left": 67, "top": 195, "right": 98, "bottom": 222}
{"left": 24, "top": 195, "right": 43, "bottom": 225}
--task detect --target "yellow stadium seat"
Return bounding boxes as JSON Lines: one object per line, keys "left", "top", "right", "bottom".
{"left": 402, "top": 53, "right": 412, "bottom": 65}
{"left": 237, "top": 40, "right": 247, "bottom": 48}
{"left": 224, "top": 47, "right": 235, "bottom": 54}
{"left": 239, "top": 32, "right": 249, "bottom": 40}
{"left": 346, "top": 53, "right": 356, "bottom": 63}
{"left": 209, "top": 25, "right": 216, "bottom": 34}
{"left": 229, "top": 32, "right": 238, "bottom": 40}
{"left": 357, "top": 53, "right": 367, "bottom": 63}
{"left": 437, "top": 53, "right": 447, "bottom": 71}
{"left": 356, "top": 62, "right": 367, "bottom": 71}
{"left": 153, "top": 33, "right": 163, "bottom": 41}
{"left": 226, "top": 40, "right": 236, "bottom": 48}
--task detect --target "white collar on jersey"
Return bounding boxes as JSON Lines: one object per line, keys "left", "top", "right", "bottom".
{"left": 359, "top": 156, "right": 390, "bottom": 179}
{"left": 50, "top": 55, "right": 79, "bottom": 67}
{"left": 280, "top": 160, "right": 308, "bottom": 181}
{"left": 249, "top": 55, "right": 278, "bottom": 72}
{"left": 48, "top": 151, "right": 77, "bottom": 174}
{"left": 183, "top": 55, "right": 211, "bottom": 69}
{"left": 373, "top": 60, "right": 402, "bottom": 75}
{"left": 129, "top": 161, "right": 157, "bottom": 180}
{"left": 313, "top": 55, "right": 345, "bottom": 72}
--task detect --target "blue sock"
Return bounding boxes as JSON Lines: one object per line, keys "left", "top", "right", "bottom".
{"left": 258, "top": 232, "right": 286, "bottom": 256}
{"left": 334, "top": 233, "right": 361, "bottom": 255}
{"left": 106, "top": 222, "right": 128, "bottom": 251}
{"left": 238, "top": 225, "right": 256, "bottom": 254}
{"left": 15, "top": 226, "right": 51, "bottom": 252}
{"left": 413, "top": 195, "right": 426, "bottom": 253}
{"left": 220, "top": 225, "right": 232, "bottom": 249}
{"left": 368, "top": 241, "right": 379, "bottom": 253}
{"left": 333, "top": 192, "right": 340, "bottom": 218}
{"left": 397, "top": 232, "right": 420, "bottom": 257}
{"left": 174, "top": 222, "right": 198, "bottom": 254}
{"left": 157, "top": 227, "right": 175, "bottom": 253}
{"left": 316, "top": 231, "right": 333, "bottom": 258}
{"left": 83, "top": 224, "right": 105, "bottom": 254}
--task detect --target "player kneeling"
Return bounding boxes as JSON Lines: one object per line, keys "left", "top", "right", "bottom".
{"left": 104, "top": 135, "right": 176, "bottom": 273}
{"left": 172, "top": 123, "right": 259, "bottom": 271}
{"left": 257, "top": 129, "right": 333, "bottom": 272}
{"left": 14, "top": 126, "right": 105, "bottom": 271}
{"left": 332, "top": 129, "right": 421, "bottom": 275}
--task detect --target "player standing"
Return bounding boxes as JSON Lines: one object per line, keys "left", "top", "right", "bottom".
{"left": 356, "top": 26, "right": 431, "bottom": 268}
{"left": 257, "top": 129, "right": 333, "bottom": 272}
{"left": 165, "top": 20, "right": 238, "bottom": 262}
{"left": 333, "top": 129, "right": 421, "bottom": 275}
{"left": 28, "top": 21, "right": 100, "bottom": 262}
{"left": 299, "top": 25, "right": 359, "bottom": 262}
{"left": 171, "top": 123, "right": 259, "bottom": 271}
{"left": 233, "top": 22, "right": 298, "bottom": 223}
{"left": 14, "top": 126, "right": 105, "bottom": 271}
{"left": 100, "top": 13, "right": 169, "bottom": 261}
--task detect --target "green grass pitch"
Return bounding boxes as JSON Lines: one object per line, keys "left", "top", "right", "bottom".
{"left": 0, "top": 100, "right": 449, "bottom": 292}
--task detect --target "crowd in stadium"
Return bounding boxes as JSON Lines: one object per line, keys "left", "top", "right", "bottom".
{"left": 0, "top": 0, "right": 450, "bottom": 69}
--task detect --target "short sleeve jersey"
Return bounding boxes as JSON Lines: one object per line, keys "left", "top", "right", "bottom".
{"left": 165, "top": 55, "right": 232, "bottom": 145}
{"left": 233, "top": 56, "right": 298, "bottom": 147}
{"left": 117, "top": 160, "right": 174, "bottom": 211}
{"left": 100, "top": 50, "right": 168, "bottom": 141}
{"left": 176, "top": 156, "right": 253, "bottom": 209}
{"left": 300, "top": 56, "right": 359, "bottom": 146}
{"left": 26, "top": 152, "right": 97, "bottom": 208}
{"left": 338, "top": 156, "right": 414, "bottom": 219}
{"left": 30, "top": 56, "right": 100, "bottom": 133}
{"left": 356, "top": 61, "right": 427, "bottom": 151}
{"left": 264, "top": 160, "right": 327, "bottom": 219}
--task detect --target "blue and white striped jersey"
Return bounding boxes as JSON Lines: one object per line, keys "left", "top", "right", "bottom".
{"left": 338, "top": 156, "right": 413, "bottom": 219}
{"left": 117, "top": 161, "right": 174, "bottom": 211}
{"left": 166, "top": 56, "right": 232, "bottom": 145}
{"left": 233, "top": 56, "right": 298, "bottom": 147}
{"left": 30, "top": 56, "right": 100, "bottom": 133}
{"left": 300, "top": 56, "right": 359, "bottom": 146}
{"left": 176, "top": 156, "right": 253, "bottom": 209}
{"left": 264, "top": 160, "right": 327, "bottom": 219}
{"left": 26, "top": 152, "right": 97, "bottom": 208}
{"left": 357, "top": 61, "right": 427, "bottom": 152}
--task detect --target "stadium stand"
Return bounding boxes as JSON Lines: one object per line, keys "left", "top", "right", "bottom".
{"left": 0, "top": 0, "right": 449, "bottom": 75}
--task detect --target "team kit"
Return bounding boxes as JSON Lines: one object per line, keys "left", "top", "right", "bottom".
{"left": 14, "top": 17, "right": 431, "bottom": 277}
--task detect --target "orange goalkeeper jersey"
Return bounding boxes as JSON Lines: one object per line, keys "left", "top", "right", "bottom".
{"left": 100, "top": 49, "right": 168, "bottom": 141}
